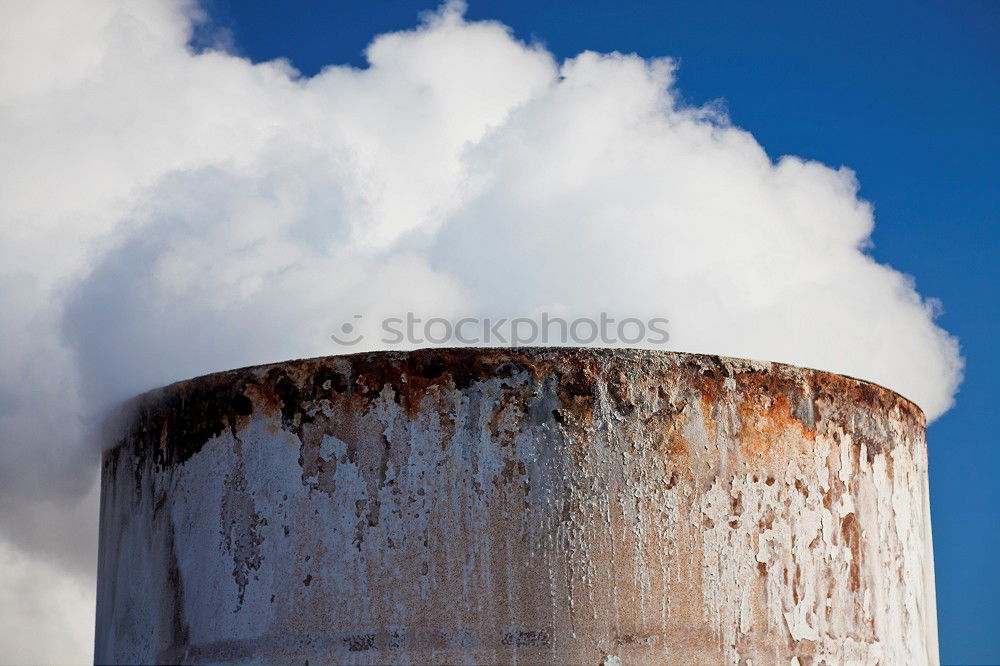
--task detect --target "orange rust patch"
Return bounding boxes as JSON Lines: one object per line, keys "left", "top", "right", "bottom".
{"left": 243, "top": 381, "right": 281, "bottom": 417}
{"left": 737, "top": 393, "right": 817, "bottom": 462}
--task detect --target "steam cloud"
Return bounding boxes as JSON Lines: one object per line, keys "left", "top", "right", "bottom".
{"left": 0, "top": 1, "right": 962, "bottom": 662}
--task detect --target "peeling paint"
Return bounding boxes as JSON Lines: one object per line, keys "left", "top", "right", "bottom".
{"left": 94, "top": 348, "right": 937, "bottom": 665}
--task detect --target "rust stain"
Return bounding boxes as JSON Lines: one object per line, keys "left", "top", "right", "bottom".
{"left": 841, "top": 512, "right": 863, "bottom": 593}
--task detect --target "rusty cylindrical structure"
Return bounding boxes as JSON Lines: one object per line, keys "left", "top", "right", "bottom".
{"left": 95, "top": 348, "right": 937, "bottom": 664}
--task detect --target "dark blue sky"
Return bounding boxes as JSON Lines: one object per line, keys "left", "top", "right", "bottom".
{"left": 201, "top": 2, "right": 999, "bottom": 662}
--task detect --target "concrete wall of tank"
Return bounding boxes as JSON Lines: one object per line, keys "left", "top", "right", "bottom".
{"left": 94, "top": 348, "right": 937, "bottom": 664}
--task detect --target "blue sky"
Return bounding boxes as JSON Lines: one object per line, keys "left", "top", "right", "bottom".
{"left": 200, "top": 2, "right": 1000, "bottom": 662}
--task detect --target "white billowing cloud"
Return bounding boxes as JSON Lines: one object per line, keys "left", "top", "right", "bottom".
{"left": 0, "top": 0, "right": 962, "bottom": 663}
{"left": 0, "top": 537, "right": 95, "bottom": 666}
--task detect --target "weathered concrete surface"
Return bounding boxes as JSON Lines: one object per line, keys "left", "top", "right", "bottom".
{"left": 95, "top": 348, "right": 937, "bottom": 665}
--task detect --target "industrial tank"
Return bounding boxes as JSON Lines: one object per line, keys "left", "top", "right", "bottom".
{"left": 94, "top": 348, "right": 937, "bottom": 664}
